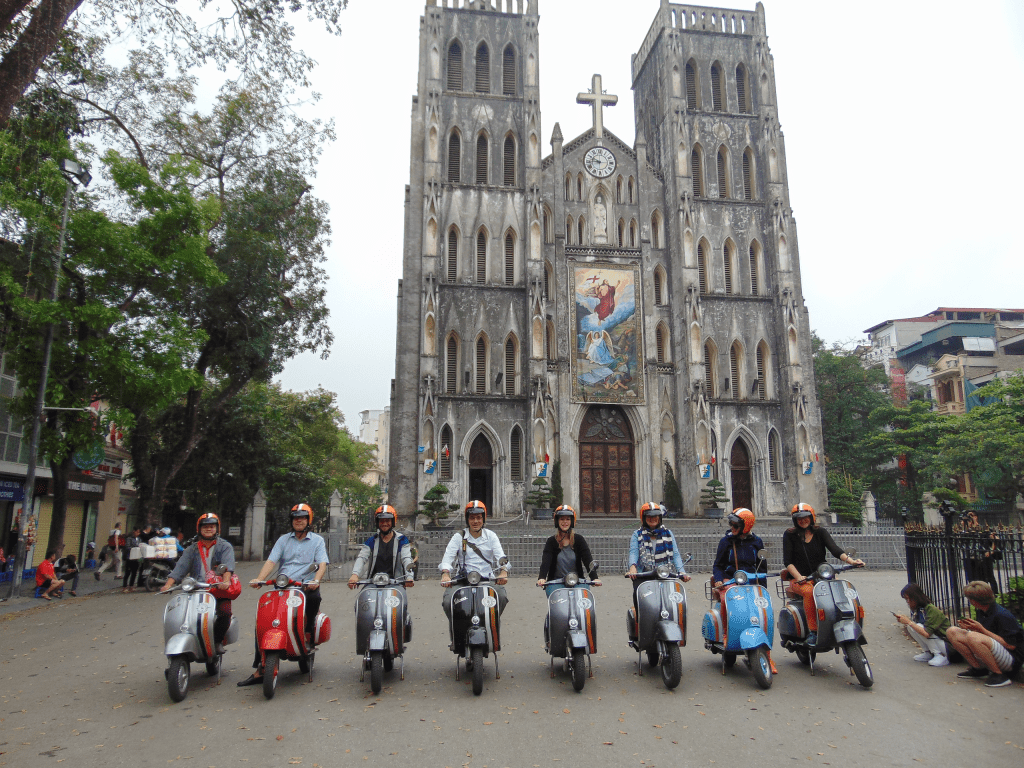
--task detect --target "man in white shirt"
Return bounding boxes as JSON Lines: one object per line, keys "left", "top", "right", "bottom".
{"left": 439, "top": 501, "right": 510, "bottom": 624}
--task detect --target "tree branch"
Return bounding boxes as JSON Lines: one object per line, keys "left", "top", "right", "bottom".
{"left": 71, "top": 94, "right": 149, "bottom": 169}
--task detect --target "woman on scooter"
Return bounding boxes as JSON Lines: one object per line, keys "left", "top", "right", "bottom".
{"left": 782, "top": 503, "right": 864, "bottom": 646}
{"left": 712, "top": 508, "right": 765, "bottom": 596}
{"left": 536, "top": 505, "right": 602, "bottom": 596}
{"left": 627, "top": 502, "right": 691, "bottom": 606}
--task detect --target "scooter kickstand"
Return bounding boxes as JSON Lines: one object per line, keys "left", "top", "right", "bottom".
{"left": 550, "top": 656, "right": 555, "bottom": 679}
{"left": 399, "top": 655, "right": 405, "bottom": 681}
{"left": 455, "top": 657, "right": 461, "bottom": 682}
{"left": 494, "top": 654, "right": 500, "bottom": 681}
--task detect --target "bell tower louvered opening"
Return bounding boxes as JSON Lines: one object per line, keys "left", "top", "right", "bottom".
{"left": 502, "top": 46, "right": 516, "bottom": 96}
{"left": 448, "top": 133, "right": 461, "bottom": 182}
{"left": 503, "top": 136, "right": 515, "bottom": 186}
{"left": 447, "top": 42, "right": 462, "bottom": 91}
{"left": 475, "top": 44, "right": 490, "bottom": 93}
{"left": 476, "top": 231, "right": 486, "bottom": 284}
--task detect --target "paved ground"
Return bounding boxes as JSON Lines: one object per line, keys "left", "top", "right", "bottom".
{"left": 0, "top": 565, "right": 1021, "bottom": 768}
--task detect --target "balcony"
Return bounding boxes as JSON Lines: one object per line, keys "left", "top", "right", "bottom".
{"left": 934, "top": 400, "right": 965, "bottom": 416}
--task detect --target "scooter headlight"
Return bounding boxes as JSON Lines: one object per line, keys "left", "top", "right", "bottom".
{"left": 569, "top": 617, "right": 579, "bottom": 628}
{"left": 372, "top": 573, "right": 390, "bottom": 586}
{"left": 655, "top": 564, "right": 671, "bottom": 579}
{"left": 373, "top": 618, "right": 384, "bottom": 629}
{"left": 181, "top": 577, "right": 196, "bottom": 593}
{"left": 275, "top": 573, "right": 291, "bottom": 589}
{"left": 816, "top": 563, "right": 836, "bottom": 581}
{"left": 734, "top": 571, "right": 748, "bottom": 585}
{"left": 467, "top": 571, "right": 482, "bottom": 586}
{"left": 471, "top": 615, "right": 481, "bottom": 626}
{"left": 564, "top": 572, "right": 579, "bottom": 588}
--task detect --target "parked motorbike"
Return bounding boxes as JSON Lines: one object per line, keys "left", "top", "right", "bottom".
{"left": 626, "top": 555, "right": 692, "bottom": 690}
{"left": 254, "top": 568, "right": 332, "bottom": 699}
{"left": 160, "top": 567, "right": 239, "bottom": 703}
{"left": 144, "top": 557, "right": 176, "bottom": 592}
{"left": 541, "top": 566, "right": 599, "bottom": 692}
{"left": 354, "top": 571, "right": 412, "bottom": 694}
{"left": 776, "top": 552, "right": 872, "bottom": 687}
{"left": 701, "top": 553, "right": 774, "bottom": 689}
{"left": 445, "top": 558, "right": 508, "bottom": 696}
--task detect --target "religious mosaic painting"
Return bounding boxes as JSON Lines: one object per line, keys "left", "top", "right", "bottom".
{"left": 569, "top": 261, "right": 645, "bottom": 404}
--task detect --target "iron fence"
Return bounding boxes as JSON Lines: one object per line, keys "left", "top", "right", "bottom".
{"left": 904, "top": 523, "right": 1024, "bottom": 622}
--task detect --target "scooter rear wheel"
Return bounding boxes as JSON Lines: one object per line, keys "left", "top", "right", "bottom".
{"left": 370, "top": 651, "right": 384, "bottom": 694}
{"left": 262, "top": 652, "right": 280, "bottom": 699}
{"left": 471, "top": 647, "right": 484, "bottom": 696}
{"left": 571, "top": 649, "right": 587, "bottom": 692}
{"left": 167, "top": 655, "right": 189, "bottom": 702}
{"left": 661, "top": 644, "right": 682, "bottom": 689}
{"left": 750, "top": 647, "right": 773, "bottom": 689}
{"left": 795, "top": 648, "right": 811, "bottom": 666}
{"left": 845, "top": 643, "right": 873, "bottom": 688}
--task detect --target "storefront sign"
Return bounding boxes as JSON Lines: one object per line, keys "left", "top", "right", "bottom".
{"left": 66, "top": 473, "right": 106, "bottom": 501}
{"left": 0, "top": 477, "right": 24, "bottom": 501}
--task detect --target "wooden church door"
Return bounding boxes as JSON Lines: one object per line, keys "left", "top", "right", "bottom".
{"left": 730, "top": 439, "right": 753, "bottom": 512}
{"left": 578, "top": 406, "right": 634, "bottom": 516}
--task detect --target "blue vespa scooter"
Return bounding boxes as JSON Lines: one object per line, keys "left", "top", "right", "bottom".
{"left": 701, "top": 552, "right": 775, "bottom": 689}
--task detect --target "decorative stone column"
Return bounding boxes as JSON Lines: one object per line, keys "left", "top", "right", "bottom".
{"left": 243, "top": 489, "right": 267, "bottom": 561}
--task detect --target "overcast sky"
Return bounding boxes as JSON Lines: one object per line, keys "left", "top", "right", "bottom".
{"left": 273, "top": 0, "right": 1024, "bottom": 431}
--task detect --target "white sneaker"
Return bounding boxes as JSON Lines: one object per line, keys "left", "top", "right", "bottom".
{"left": 913, "top": 652, "right": 933, "bottom": 662}
{"left": 928, "top": 654, "right": 950, "bottom": 667}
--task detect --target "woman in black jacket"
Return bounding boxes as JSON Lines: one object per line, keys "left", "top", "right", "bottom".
{"left": 536, "top": 505, "right": 601, "bottom": 596}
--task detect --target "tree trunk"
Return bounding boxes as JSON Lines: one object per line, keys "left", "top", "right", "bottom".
{"left": 46, "top": 453, "right": 72, "bottom": 556}
{"left": 0, "top": 0, "right": 85, "bottom": 127}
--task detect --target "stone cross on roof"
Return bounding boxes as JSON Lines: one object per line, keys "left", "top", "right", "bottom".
{"left": 576, "top": 74, "right": 617, "bottom": 139}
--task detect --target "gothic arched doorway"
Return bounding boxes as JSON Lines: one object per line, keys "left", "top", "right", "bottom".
{"left": 730, "top": 439, "right": 752, "bottom": 512}
{"left": 578, "top": 406, "right": 634, "bottom": 516}
{"left": 468, "top": 434, "right": 494, "bottom": 515}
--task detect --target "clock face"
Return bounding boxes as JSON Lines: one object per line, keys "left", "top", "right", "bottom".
{"left": 584, "top": 147, "right": 616, "bottom": 178}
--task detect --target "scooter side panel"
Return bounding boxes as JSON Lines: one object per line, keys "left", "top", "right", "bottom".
{"left": 224, "top": 616, "right": 240, "bottom": 645}
{"left": 778, "top": 602, "right": 807, "bottom": 639}
{"left": 356, "top": 587, "right": 404, "bottom": 654}
{"left": 701, "top": 606, "right": 724, "bottom": 643}
{"left": 637, "top": 579, "right": 686, "bottom": 649}
{"left": 313, "top": 613, "right": 331, "bottom": 645}
{"left": 812, "top": 581, "right": 838, "bottom": 649}
{"left": 257, "top": 589, "right": 304, "bottom": 657}
{"left": 548, "top": 587, "right": 598, "bottom": 656}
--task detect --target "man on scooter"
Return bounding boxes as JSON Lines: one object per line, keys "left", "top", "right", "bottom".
{"left": 439, "top": 501, "right": 510, "bottom": 626}
{"left": 238, "top": 503, "right": 329, "bottom": 687}
{"left": 160, "top": 513, "right": 237, "bottom": 653}
{"left": 348, "top": 505, "right": 415, "bottom": 634}
{"left": 627, "top": 502, "right": 691, "bottom": 607}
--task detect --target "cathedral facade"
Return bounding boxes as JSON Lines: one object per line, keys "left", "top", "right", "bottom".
{"left": 388, "top": 0, "right": 827, "bottom": 520}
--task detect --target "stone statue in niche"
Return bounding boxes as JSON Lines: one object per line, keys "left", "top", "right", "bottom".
{"left": 593, "top": 193, "right": 608, "bottom": 244}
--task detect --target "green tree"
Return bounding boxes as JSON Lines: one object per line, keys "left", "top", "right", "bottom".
{"left": 662, "top": 461, "right": 682, "bottom": 515}
{"left": 863, "top": 399, "right": 949, "bottom": 511}
{"left": 826, "top": 469, "right": 864, "bottom": 524}
{"left": 418, "top": 483, "right": 458, "bottom": 526}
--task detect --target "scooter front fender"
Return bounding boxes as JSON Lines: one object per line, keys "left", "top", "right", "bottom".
{"left": 261, "top": 628, "right": 288, "bottom": 651}
{"left": 368, "top": 629, "right": 387, "bottom": 652}
{"left": 466, "top": 627, "right": 488, "bottom": 647}
{"left": 738, "top": 626, "right": 770, "bottom": 650}
{"left": 833, "top": 620, "right": 863, "bottom": 645}
{"left": 567, "top": 629, "right": 589, "bottom": 650}
{"left": 165, "top": 633, "right": 200, "bottom": 660}
{"left": 655, "top": 621, "right": 683, "bottom": 644}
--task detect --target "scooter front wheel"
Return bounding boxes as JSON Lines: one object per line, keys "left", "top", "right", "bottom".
{"left": 661, "top": 644, "right": 682, "bottom": 689}
{"left": 167, "top": 655, "right": 189, "bottom": 702}
{"left": 262, "top": 652, "right": 280, "bottom": 699}
{"left": 471, "top": 647, "right": 484, "bottom": 695}
{"left": 370, "top": 651, "right": 384, "bottom": 694}
{"left": 845, "top": 643, "right": 873, "bottom": 688}
{"left": 571, "top": 649, "right": 587, "bottom": 692}
{"left": 750, "top": 647, "right": 773, "bottom": 689}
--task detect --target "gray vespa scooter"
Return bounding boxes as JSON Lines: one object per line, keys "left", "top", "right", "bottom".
{"left": 354, "top": 571, "right": 412, "bottom": 694}
{"left": 541, "top": 565, "right": 599, "bottom": 692}
{"left": 776, "top": 551, "right": 872, "bottom": 687}
{"left": 626, "top": 555, "right": 692, "bottom": 690}
{"left": 160, "top": 567, "right": 239, "bottom": 702}
{"left": 446, "top": 557, "right": 509, "bottom": 696}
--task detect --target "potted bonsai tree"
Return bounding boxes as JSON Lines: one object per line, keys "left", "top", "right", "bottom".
{"left": 699, "top": 479, "right": 730, "bottom": 518}
{"left": 662, "top": 461, "right": 683, "bottom": 517}
{"left": 418, "top": 483, "right": 459, "bottom": 528}
{"left": 526, "top": 476, "right": 556, "bottom": 520}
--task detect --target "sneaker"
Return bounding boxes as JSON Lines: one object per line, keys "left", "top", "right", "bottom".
{"left": 928, "top": 654, "right": 950, "bottom": 667}
{"left": 913, "top": 652, "right": 933, "bottom": 662}
{"left": 957, "top": 666, "right": 988, "bottom": 679}
{"left": 984, "top": 673, "right": 1011, "bottom": 688}
{"left": 93, "top": 572, "right": 100, "bottom": 581}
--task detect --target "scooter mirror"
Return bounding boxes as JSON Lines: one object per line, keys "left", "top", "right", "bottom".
{"left": 846, "top": 548, "right": 858, "bottom": 559}
{"left": 307, "top": 563, "right": 318, "bottom": 573}
{"left": 497, "top": 556, "right": 509, "bottom": 568}
{"left": 587, "top": 561, "right": 599, "bottom": 575}
{"left": 216, "top": 564, "right": 228, "bottom": 575}
{"left": 755, "top": 550, "right": 766, "bottom": 562}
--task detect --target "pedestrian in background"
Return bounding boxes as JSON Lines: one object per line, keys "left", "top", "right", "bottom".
{"left": 95, "top": 524, "right": 124, "bottom": 580}
{"left": 122, "top": 527, "right": 142, "bottom": 593}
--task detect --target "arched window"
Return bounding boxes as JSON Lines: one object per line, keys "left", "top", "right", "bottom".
{"left": 504, "top": 231, "right": 515, "bottom": 285}
{"left": 578, "top": 216, "right": 585, "bottom": 246}
{"left": 447, "top": 228, "right": 458, "bottom": 282}
{"left": 749, "top": 241, "right": 761, "bottom": 295}
{"left": 475, "top": 43, "right": 490, "bottom": 93}
{"left": 651, "top": 211, "right": 662, "bottom": 248}
{"left": 736, "top": 64, "right": 750, "bottom": 113}
{"left": 440, "top": 425, "right": 453, "bottom": 478}
{"left": 704, "top": 340, "right": 717, "bottom": 397}
{"left": 564, "top": 173, "right": 572, "bottom": 201}
{"left": 476, "top": 230, "right": 487, "bottom": 284}
{"left": 475, "top": 336, "right": 488, "bottom": 394}
{"left": 729, "top": 342, "right": 742, "bottom": 399}
{"left": 767, "top": 428, "right": 782, "bottom": 481}
{"left": 723, "top": 240, "right": 734, "bottom": 295}
{"left": 476, "top": 134, "right": 488, "bottom": 184}
{"left": 742, "top": 147, "right": 754, "bottom": 200}
{"left": 697, "top": 240, "right": 708, "bottom": 294}
{"left": 656, "top": 324, "right": 669, "bottom": 364}
{"left": 629, "top": 219, "right": 637, "bottom": 248}
{"left": 628, "top": 176, "right": 635, "bottom": 204}
{"left": 717, "top": 145, "right": 729, "bottom": 198}
{"left": 691, "top": 146, "right": 704, "bottom": 197}
{"left": 503, "top": 135, "right": 515, "bottom": 186}
{"left": 685, "top": 60, "right": 699, "bottom": 110}
{"left": 566, "top": 216, "right": 574, "bottom": 245}
{"left": 756, "top": 342, "right": 768, "bottom": 400}
{"left": 576, "top": 173, "right": 583, "bottom": 200}
{"left": 543, "top": 260, "right": 551, "bottom": 300}
{"left": 616, "top": 175, "right": 623, "bottom": 204}
{"left": 448, "top": 132, "right": 461, "bottom": 182}
{"left": 543, "top": 207, "right": 553, "bottom": 243}
{"left": 788, "top": 327, "right": 799, "bottom": 364}
{"left": 672, "top": 65, "right": 681, "bottom": 98}
{"left": 510, "top": 425, "right": 523, "bottom": 480}
{"left": 546, "top": 320, "right": 555, "bottom": 360}
{"left": 447, "top": 42, "right": 463, "bottom": 91}
{"left": 617, "top": 219, "right": 625, "bottom": 247}
{"left": 711, "top": 62, "right": 724, "bottom": 111}
{"left": 504, "top": 336, "right": 517, "bottom": 395}
{"left": 502, "top": 45, "right": 516, "bottom": 96}
{"left": 653, "top": 267, "right": 664, "bottom": 306}
{"left": 445, "top": 335, "right": 459, "bottom": 393}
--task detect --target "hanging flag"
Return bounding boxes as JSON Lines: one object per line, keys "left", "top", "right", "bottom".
{"left": 544, "top": 452, "right": 550, "bottom": 464}
{"left": 424, "top": 459, "right": 435, "bottom": 474}
{"left": 710, "top": 454, "right": 716, "bottom": 465}
{"left": 442, "top": 444, "right": 450, "bottom": 459}
{"left": 417, "top": 446, "right": 425, "bottom": 453}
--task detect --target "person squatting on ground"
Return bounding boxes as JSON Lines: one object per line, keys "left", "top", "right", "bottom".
{"left": 627, "top": 502, "right": 691, "bottom": 610}
{"left": 238, "top": 503, "right": 329, "bottom": 687}
{"left": 35, "top": 550, "right": 65, "bottom": 600}
{"left": 782, "top": 502, "right": 864, "bottom": 647}
{"left": 160, "top": 513, "right": 237, "bottom": 652}
{"left": 712, "top": 508, "right": 765, "bottom": 600}
{"left": 439, "top": 501, "right": 510, "bottom": 640}
{"left": 348, "top": 505, "right": 415, "bottom": 637}
{"left": 946, "top": 580, "right": 1023, "bottom": 688}
{"left": 894, "top": 583, "right": 951, "bottom": 667}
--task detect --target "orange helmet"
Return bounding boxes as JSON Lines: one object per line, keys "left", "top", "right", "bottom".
{"left": 464, "top": 500, "right": 487, "bottom": 527}
{"left": 791, "top": 502, "right": 815, "bottom": 526}
{"left": 728, "top": 508, "right": 756, "bottom": 535}
{"left": 291, "top": 503, "right": 314, "bottom": 524}
{"left": 375, "top": 505, "right": 397, "bottom": 530}
{"left": 196, "top": 512, "right": 220, "bottom": 535}
{"left": 639, "top": 501, "right": 665, "bottom": 528}
{"left": 553, "top": 504, "right": 576, "bottom": 529}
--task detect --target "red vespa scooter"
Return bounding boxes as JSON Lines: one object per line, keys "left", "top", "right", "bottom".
{"left": 254, "top": 568, "right": 331, "bottom": 699}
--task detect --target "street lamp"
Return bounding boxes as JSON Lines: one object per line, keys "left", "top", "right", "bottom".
{"left": 4, "top": 159, "right": 91, "bottom": 600}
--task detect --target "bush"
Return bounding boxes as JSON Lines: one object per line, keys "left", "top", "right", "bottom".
{"left": 418, "top": 484, "right": 459, "bottom": 525}
{"left": 699, "top": 479, "right": 729, "bottom": 509}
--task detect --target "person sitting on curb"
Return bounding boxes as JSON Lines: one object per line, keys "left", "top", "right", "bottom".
{"left": 35, "top": 550, "right": 65, "bottom": 600}
{"left": 946, "top": 580, "right": 1023, "bottom": 688}
{"left": 894, "top": 583, "right": 950, "bottom": 667}
{"left": 55, "top": 554, "right": 81, "bottom": 597}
